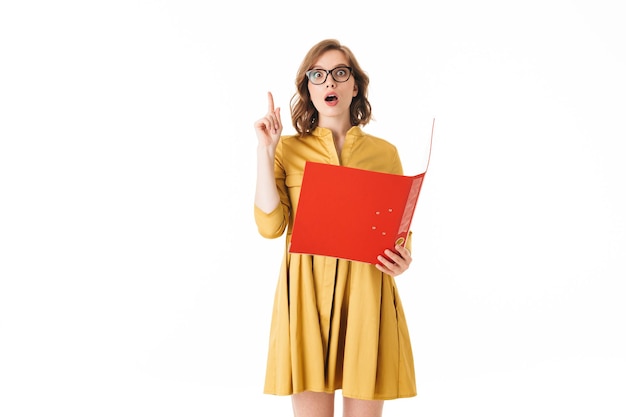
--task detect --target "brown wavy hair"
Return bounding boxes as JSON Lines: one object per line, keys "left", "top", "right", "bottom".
{"left": 290, "top": 39, "right": 372, "bottom": 136}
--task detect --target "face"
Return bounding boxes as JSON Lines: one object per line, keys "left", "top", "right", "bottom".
{"left": 307, "top": 49, "right": 358, "bottom": 124}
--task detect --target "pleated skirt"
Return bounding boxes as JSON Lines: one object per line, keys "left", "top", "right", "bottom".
{"left": 263, "top": 249, "right": 417, "bottom": 400}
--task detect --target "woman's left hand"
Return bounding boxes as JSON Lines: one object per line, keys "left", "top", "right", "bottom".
{"left": 375, "top": 244, "right": 412, "bottom": 277}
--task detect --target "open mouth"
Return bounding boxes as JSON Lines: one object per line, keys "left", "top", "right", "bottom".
{"left": 325, "top": 95, "right": 338, "bottom": 102}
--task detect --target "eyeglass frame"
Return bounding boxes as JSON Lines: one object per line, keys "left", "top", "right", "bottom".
{"left": 305, "top": 66, "right": 353, "bottom": 85}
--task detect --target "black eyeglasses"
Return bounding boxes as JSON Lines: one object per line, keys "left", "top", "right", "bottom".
{"left": 305, "top": 66, "right": 353, "bottom": 85}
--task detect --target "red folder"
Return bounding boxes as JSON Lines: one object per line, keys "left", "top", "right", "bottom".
{"left": 289, "top": 120, "right": 434, "bottom": 264}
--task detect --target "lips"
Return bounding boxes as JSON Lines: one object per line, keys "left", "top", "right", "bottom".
{"left": 325, "top": 94, "right": 338, "bottom": 102}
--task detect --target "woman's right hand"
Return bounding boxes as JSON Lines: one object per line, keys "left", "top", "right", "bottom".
{"left": 254, "top": 91, "right": 282, "bottom": 149}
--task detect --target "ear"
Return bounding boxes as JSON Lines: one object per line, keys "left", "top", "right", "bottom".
{"left": 353, "top": 85, "right": 358, "bottom": 97}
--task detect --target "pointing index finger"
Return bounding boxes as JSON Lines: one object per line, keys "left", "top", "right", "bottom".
{"left": 267, "top": 91, "right": 275, "bottom": 113}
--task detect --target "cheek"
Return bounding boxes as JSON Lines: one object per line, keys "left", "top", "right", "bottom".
{"left": 308, "top": 86, "right": 325, "bottom": 105}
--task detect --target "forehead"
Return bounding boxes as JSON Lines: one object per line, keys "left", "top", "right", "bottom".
{"left": 312, "top": 49, "right": 349, "bottom": 69}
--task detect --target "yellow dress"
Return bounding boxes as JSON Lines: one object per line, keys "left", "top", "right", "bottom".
{"left": 254, "top": 126, "right": 417, "bottom": 401}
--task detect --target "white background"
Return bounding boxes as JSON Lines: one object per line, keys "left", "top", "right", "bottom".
{"left": 1, "top": 1, "right": 624, "bottom": 416}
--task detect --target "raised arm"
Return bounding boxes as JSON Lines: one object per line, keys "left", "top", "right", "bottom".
{"left": 254, "top": 92, "right": 283, "bottom": 213}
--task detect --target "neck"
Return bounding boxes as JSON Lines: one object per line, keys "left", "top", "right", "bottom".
{"left": 318, "top": 118, "right": 353, "bottom": 144}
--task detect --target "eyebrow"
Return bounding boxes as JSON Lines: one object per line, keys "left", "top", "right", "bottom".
{"left": 309, "top": 64, "right": 351, "bottom": 70}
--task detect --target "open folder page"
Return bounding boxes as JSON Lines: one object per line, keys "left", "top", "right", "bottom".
{"left": 289, "top": 119, "right": 435, "bottom": 264}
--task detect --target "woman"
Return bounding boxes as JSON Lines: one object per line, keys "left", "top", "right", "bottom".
{"left": 254, "top": 39, "right": 416, "bottom": 417}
